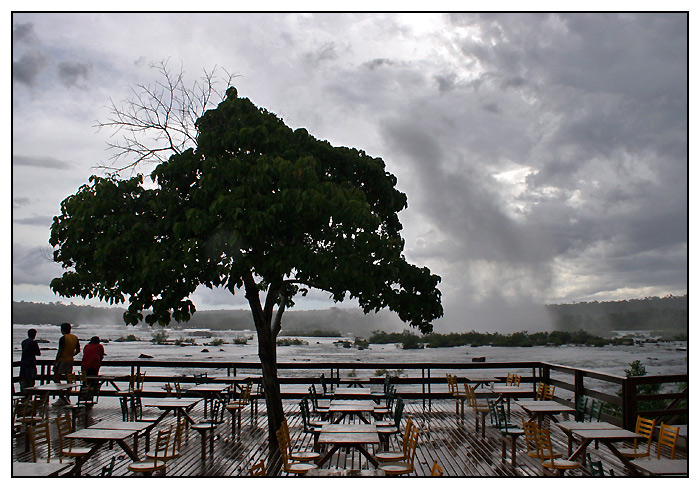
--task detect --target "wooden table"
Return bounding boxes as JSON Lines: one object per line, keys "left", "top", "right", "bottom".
{"left": 88, "top": 419, "right": 155, "bottom": 452}
{"left": 187, "top": 384, "right": 228, "bottom": 415}
{"left": 65, "top": 428, "right": 140, "bottom": 475}
{"left": 630, "top": 458, "right": 688, "bottom": 476}
{"left": 12, "top": 461, "right": 73, "bottom": 477}
{"left": 306, "top": 468, "right": 385, "bottom": 476}
{"left": 333, "top": 387, "right": 373, "bottom": 399}
{"left": 555, "top": 421, "right": 619, "bottom": 456}
{"left": 24, "top": 382, "right": 80, "bottom": 395}
{"left": 464, "top": 374, "right": 504, "bottom": 388}
{"left": 144, "top": 398, "right": 200, "bottom": 426}
{"left": 489, "top": 385, "right": 533, "bottom": 415}
{"left": 328, "top": 400, "right": 375, "bottom": 424}
{"left": 339, "top": 377, "right": 371, "bottom": 388}
{"left": 568, "top": 428, "right": 646, "bottom": 474}
{"left": 517, "top": 400, "right": 576, "bottom": 427}
{"left": 315, "top": 424, "right": 380, "bottom": 467}
{"left": 85, "top": 374, "right": 127, "bottom": 391}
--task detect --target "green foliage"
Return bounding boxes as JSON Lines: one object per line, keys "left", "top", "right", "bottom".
{"left": 150, "top": 331, "right": 168, "bottom": 344}
{"left": 374, "top": 369, "right": 404, "bottom": 377}
{"left": 354, "top": 337, "right": 370, "bottom": 349}
{"left": 232, "top": 335, "right": 250, "bottom": 345}
{"left": 277, "top": 338, "right": 309, "bottom": 346}
{"left": 174, "top": 337, "right": 197, "bottom": 346}
{"left": 115, "top": 334, "right": 141, "bottom": 342}
{"left": 209, "top": 338, "right": 225, "bottom": 346}
{"left": 49, "top": 86, "right": 442, "bottom": 333}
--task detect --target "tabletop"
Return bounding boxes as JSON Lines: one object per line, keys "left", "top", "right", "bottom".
{"left": 318, "top": 431, "right": 380, "bottom": 445}
{"left": 320, "top": 424, "right": 378, "bottom": 433}
{"left": 88, "top": 420, "right": 154, "bottom": 431}
{"left": 145, "top": 399, "right": 199, "bottom": 408}
{"left": 571, "top": 428, "right": 644, "bottom": 441}
{"left": 329, "top": 400, "right": 375, "bottom": 411}
{"left": 556, "top": 421, "right": 618, "bottom": 431}
{"left": 24, "top": 382, "right": 80, "bottom": 393}
{"left": 187, "top": 385, "right": 228, "bottom": 393}
{"left": 334, "top": 388, "right": 372, "bottom": 397}
{"left": 12, "top": 462, "right": 73, "bottom": 477}
{"left": 518, "top": 402, "right": 575, "bottom": 414}
{"left": 464, "top": 374, "right": 503, "bottom": 382}
{"left": 66, "top": 428, "right": 138, "bottom": 441}
{"left": 490, "top": 385, "right": 532, "bottom": 394}
{"left": 630, "top": 458, "right": 688, "bottom": 476}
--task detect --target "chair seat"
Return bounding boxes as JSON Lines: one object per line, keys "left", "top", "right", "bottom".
{"left": 128, "top": 460, "right": 166, "bottom": 472}
{"left": 375, "top": 450, "right": 405, "bottom": 462}
{"left": 527, "top": 449, "right": 562, "bottom": 459}
{"left": 379, "top": 461, "right": 414, "bottom": 475}
{"left": 375, "top": 420, "right": 396, "bottom": 427}
{"left": 225, "top": 403, "right": 245, "bottom": 412}
{"left": 284, "top": 462, "right": 317, "bottom": 474}
{"left": 500, "top": 428, "right": 524, "bottom": 436}
{"left": 618, "top": 447, "right": 650, "bottom": 458}
{"left": 291, "top": 450, "right": 320, "bottom": 461}
{"left": 543, "top": 458, "right": 581, "bottom": 471}
{"left": 145, "top": 448, "right": 181, "bottom": 460}
{"left": 63, "top": 447, "right": 92, "bottom": 457}
{"left": 191, "top": 422, "right": 216, "bottom": 431}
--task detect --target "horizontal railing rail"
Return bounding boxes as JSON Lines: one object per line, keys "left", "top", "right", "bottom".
{"left": 12, "top": 359, "right": 687, "bottom": 427}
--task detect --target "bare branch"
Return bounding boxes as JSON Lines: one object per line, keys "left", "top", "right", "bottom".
{"left": 95, "top": 59, "right": 239, "bottom": 175}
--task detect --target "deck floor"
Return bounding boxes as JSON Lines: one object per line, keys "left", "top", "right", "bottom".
{"left": 12, "top": 395, "right": 685, "bottom": 477}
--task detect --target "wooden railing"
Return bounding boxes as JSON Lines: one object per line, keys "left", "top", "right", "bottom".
{"left": 13, "top": 359, "right": 687, "bottom": 430}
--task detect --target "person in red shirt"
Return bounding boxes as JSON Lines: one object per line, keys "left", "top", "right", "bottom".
{"left": 81, "top": 336, "right": 106, "bottom": 384}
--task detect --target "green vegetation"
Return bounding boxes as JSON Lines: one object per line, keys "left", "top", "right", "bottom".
{"left": 208, "top": 338, "right": 225, "bottom": 346}
{"left": 354, "top": 337, "right": 370, "bottom": 349}
{"left": 232, "top": 335, "right": 250, "bottom": 345}
{"left": 375, "top": 368, "right": 404, "bottom": 377}
{"left": 277, "top": 338, "right": 309, "bottom": 346}
{"left": 115, "top": 334, "right": 141, "bottom": 342}
{"left": 150, "top": 331, "right": 168, "bottom": 344}
{"left": 281, "top": 328, "right": 342, "bottom": 337}
{"left": 174, "top": 337, "right": 197, "bottom": 346}
{"left": 370, "top": 329, "right": 632, "bottom": 348}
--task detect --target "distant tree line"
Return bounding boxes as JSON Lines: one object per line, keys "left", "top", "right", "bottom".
{"left": 545, "top": 295, "right": 687, "bottom": 333}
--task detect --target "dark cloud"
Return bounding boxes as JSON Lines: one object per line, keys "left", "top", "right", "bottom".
{"left": 57, "top": 61, "right": 92, "bottom": 88}
{"left": 12, "top": 22, "right": 49, "bottom": 87}
{"left": 12, "top": 244, "right": 56, "bottom": 287}
{"left": 14, "top": 155, "right": 72, "bottom": 169}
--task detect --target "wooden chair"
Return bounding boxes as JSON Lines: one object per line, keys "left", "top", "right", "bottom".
{"left": 588, "top": 399, "right": 604, "bottom": 422}
{"left": 375, "top": 417, "right": 415, "bottom": 463}
{"left": 191, "top": 399, "right": 224, "bottom": 460}
{"left": 373, "top": 384, "right": 396, "bottom": 418}
{"left": 430, "top": 459, "right": 444, "bottom": 476}
{"left": 446, "top": 374, "right": 467, "bottom": 418}
{"left": 575, "top": 396, "right": 589, "bottom": 421}
{"left": 656, "top": 422, "right": 680, "bottom": 459}
{"left": 619, "top": 415, "right": 657, "bottom": 459}
{"left": 146, "top": 418, "right": 185, "bottom": 460}
{"left": 492, "top": 402, "right": 524, "bottom": 465}
{"left": 69, "top": 384, "right": 97, "bottom": 431}
{"left": 536, "top": 383, "right": 555, "bottom": 401}
{"left": 376, "top": 396, "right": 405, "bottom": 449}
{"left": 226, "top": 380, "right": 253, "bottom": 439}
{"left": 128, "top": 427, "right": 170, "bottom": 476}
{"left": 523, "top": 418, "right": 561, "bottom": 460}
{"left": 276, "top": 424, "right": 317, "bottom": 475}
{"left": 249, "top": 459, "right": 267, "bottom": 476}
{"left": 28, "top": 419, "right": 52, "bottom": 462}
{"left": 506, "top": 373, "right": 521, "bottom": 386}
{"left": 537, "top": 427, "right": 581, "bottom": 476}
{"left": 100, "top": 456, "right": 116, "bottom": 476}
{"left": 299, "top": 397, "right": 326, "bottom": 450}
{"left": 131, "top": 396, "right": 159, "bottom": 423}
{"left": 14, "top": 396, "right": 44, "bottom": 450}
{"left": 587, "top": 453, "right": 614, "bottom": 476}
{"left": 378, "top": 425, "right": 419, "bottom": 475}
{"left": 308, "top": 385, "right": 330, "bottom": 420}
{"left": 55, "top": 413, "right": 92, "bottom": 462}
{"left": 279, "top": 417, "right": 320, "bottom": 462}
{"left": 320, "top": 373, "right": 334, "bottom": 396}
{"left": 465, "top": 383, "right": 489, "bottom": 438}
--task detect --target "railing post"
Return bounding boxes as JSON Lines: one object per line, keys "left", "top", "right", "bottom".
{"left": 622, "top": 377, "right": 637, "bottom": 431}
{"left": 574, "top": 370, "right": 584, "bottom": 410}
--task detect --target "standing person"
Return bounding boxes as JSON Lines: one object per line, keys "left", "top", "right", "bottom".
{"left": 19, "top": 328, "right": 41, "bottom": 391}
{"left": 81, "top": 336, "right": 105, "bottom": 385}
{"left": 53, "top": 322, "right": 80, "bottom": 405}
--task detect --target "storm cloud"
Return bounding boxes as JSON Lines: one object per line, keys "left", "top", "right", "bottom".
{"left": 11, "top": 13, "right": 688, "bottom": 332}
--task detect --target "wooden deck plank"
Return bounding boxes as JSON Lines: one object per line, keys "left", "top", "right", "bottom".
{"left": 12, "top": 397, "right": 685, "bottom": 477}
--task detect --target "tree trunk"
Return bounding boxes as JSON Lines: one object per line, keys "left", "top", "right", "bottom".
{"left": 243, "top": 273, "right": 285, "bottom": 474}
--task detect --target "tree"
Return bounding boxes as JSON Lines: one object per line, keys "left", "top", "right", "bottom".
{"left": 96, "top": 59, "right": 235, "bottom": 173}
{"left": 50, "top": 87, "right": 443, "bottom": 470}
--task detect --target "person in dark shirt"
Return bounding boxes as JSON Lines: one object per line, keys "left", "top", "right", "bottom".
{"left": 20, "top": 329, "right": 41, "bottom": 391}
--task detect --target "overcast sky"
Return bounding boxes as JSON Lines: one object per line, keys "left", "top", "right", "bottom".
{"left": 11, "top": 12, "right": 689, "bottom": 332}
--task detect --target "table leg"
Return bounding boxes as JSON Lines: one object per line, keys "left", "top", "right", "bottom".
{"left": 355, "top": 444, "right": 379, "bottom": 467}
{"left": 568, "top": 439, "right": 592, "bottom": 463}
{"left": 315, "top": 444, "right": 340, "bottom": 467}
{"left": 603, "top": 441, "right": 641, "bottom": 476}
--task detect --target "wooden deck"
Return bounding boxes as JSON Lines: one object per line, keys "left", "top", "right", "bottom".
{"left": 12, "top": 395, "right": 686, "bottom": 477}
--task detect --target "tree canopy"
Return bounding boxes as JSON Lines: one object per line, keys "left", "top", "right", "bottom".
{"left": 50, "top": 85, "right": 443, "bottom": 333}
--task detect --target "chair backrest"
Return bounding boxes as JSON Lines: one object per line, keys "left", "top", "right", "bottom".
{"left": 249, "top": 460, "right": 267, "bottom": 476}
{"left": 320, "top": 373, "right": 331, "bottom": 395}
{"left": 633, "top": 416, "right": 657, "bottom": 455}
{"left": 403, "top": 426, "right": 419, "bottom": 465}
{"left": 430, "top": 460, "right": 443, "bottom": 476}
{"left": 100, "top": 456, "right": 116, "bottom": 476}
{"left": 656, "top": 423, "right": 680, "bottom": 459}
{"left": 542, "top": 384, "right": 555, "bottom": 401}
{"left": 464, "top": 384, "right": 477, "bottom": 408}
{"left": 588, "top": 399, "right": 603, "bottom": 422}
{"left": 164, "top": 383, "right": 173, "bottom": 396}
{"left": 535, "top": 428, "right": 557, "bottom": 465}
{"left": 299, "top": 397, "right": 313, "bottom": 432}
{"left": 276, "top": 426, "right": 292, "bottom": 470}
{"left": 487, "top": 399, "right": 498, "bottom": 426}
{"left": 174, "top": 380, "right": 182, "bottom": 398}
{"left": 384, "top": 375, "right": 392, "bottom": 394}
{"left": 506, "top": 373, "right": 521, "bottom": 386}
{"left": 55, "top": 413, "right": 75, "bottom": 459}
{"left": 151, "top": 428, "right": 172, "bottom": 466}
{"left": 240, "top": 381, "right": 253, "bottom": 403}
{"left": 535, "top": 382, "right": 544, "bottom": 400}
{"left": 172, "top": 418, "right": 186, "bottom": 452}
{"left": 119, "top": 396, "right": 131, "bottom": 421}
{"left": 209, "top": 399, "right": 223, "bottom": 423}
{"left": 587, "top": 454, "right": 606, "bottom": 476}
{"left": 506, "top": 373, "right": 514, "bottom": 385}
{"left": 494, "top": 403, "right": 512, "bottom": 432}
{"left": 575, "top": 396, "right": 589, "bottom": 421}
{"left": 446, "top": 374, "right": 456, "bottom": 395}
{"left": 76, "top": 384, "right": 95, "bottom": 406}
{"left": 33, "top": 394, "right": 49, "bottom": 419}
{"left": 521, "top": 418, "right": 539, "bottom": 454}
{"left": 28, "top": 419, "right": 52, "bottom": 462}
{"left": 392, "top": 396, "right": 405, "bottom": 428}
